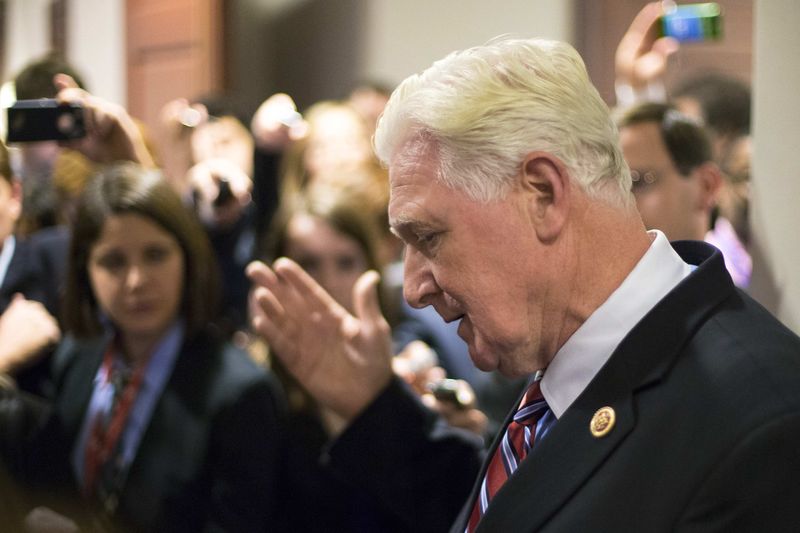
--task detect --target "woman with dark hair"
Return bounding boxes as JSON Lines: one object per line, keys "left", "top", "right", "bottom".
{"left": 0, "top": 162, "right": 284, "bottom": 532}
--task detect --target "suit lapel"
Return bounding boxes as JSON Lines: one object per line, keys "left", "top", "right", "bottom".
{"left": 0, "top": 241, "right": 27, "bottom": 310}
{"left": 455, "top": 242, "right": 734, "bottom": 532}
{"left": 56, "top": 338, "right": 106, "bottom": 436}
{"left": 478, "top": 393, "right": 635, "bottom": 532}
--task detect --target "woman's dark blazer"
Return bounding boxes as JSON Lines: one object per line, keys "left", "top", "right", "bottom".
{"left": 1, "top": 327, "right": 285, "bottom": 532}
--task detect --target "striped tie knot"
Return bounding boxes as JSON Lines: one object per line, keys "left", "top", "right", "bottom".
{"left": 466, "top": 377, "right": 555, "bottom": 533}
{"left": 513, "top": 397, "right": 548, "bottom": 425}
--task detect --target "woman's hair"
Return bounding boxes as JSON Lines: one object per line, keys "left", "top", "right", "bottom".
{"left": 62, "top": 162, "right": 219, "bottom": 338}
{"left": 264, "top": 180, "right": 383, "bottom": 274}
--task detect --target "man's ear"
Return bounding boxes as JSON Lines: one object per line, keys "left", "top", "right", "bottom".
{"left": 521, "top": 152, "right": 570, "bottom": 243}
{"left": 694, "top": 162, "right": 722, "bottom": 211}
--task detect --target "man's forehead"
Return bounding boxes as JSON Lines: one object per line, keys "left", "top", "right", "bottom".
{"left": 387, "top": 161, "right": 443, "bottom": 233}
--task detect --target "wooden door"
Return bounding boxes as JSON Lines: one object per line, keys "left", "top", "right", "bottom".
{"left": 126, "top": 0, "right": 223, "bottom": 132}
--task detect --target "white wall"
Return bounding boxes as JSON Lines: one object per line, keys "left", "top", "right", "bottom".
{"left": 750, "top": 0, "right": 800, "bottom": 331}
{"left": 66, "top": 0, "right": 125, "bottom": 105}
{"left": 4, "top": 0, "right": 52, "bottom": 79}
{"left": 362, "top": 0, "right": 574, "bottom": 86}
{"left": 1, "top": 0, "right": 124, "bottom": 105}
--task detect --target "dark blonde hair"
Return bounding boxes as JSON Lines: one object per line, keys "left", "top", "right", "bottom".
{"left": 62, "top": 162, "right": 219, "bottom": 338}
{"left": 265, "top": 181, "right": 384, "bottom": 274}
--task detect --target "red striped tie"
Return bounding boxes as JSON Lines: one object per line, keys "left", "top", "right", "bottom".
{"left": 466, "top": 379, "right": 553, "bottom": 532}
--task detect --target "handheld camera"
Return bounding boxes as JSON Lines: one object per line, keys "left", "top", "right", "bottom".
{"left": 6, "top": 99, "right": 86, "bottom": 143}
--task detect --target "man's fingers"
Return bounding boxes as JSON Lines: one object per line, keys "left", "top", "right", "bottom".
{"left": 247, "top": 260, "right": 304, "bottom": 321}
{"left": 273, "top": 257, "right": 342, "bottom": 315}
{"left": 249, "top": 287, "right": 296, "bottom": 356}
{"left": 246, "top": 260, "right": 273, "bottom": 285}
{"left": 251, "top": 286, "right": 286, "bottom": 323}
{"left": 352, "top": 270, "right": 382, "bottom": 325}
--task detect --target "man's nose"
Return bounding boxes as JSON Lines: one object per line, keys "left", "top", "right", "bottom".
{"left": 402, "top": 246, "right": 438, "bottom": 309}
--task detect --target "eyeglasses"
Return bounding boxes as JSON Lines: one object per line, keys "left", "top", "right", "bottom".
{"left": 630, "top": 169, "right": 660, "bottom": 193}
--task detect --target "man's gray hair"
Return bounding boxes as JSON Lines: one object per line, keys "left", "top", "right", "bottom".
{"left": 374, "top": 37, "right": 632, "bottom": 206}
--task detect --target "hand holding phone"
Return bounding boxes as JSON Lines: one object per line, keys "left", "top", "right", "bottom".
{"left": 428, "top": 378, "right": 476, "bottom": 410}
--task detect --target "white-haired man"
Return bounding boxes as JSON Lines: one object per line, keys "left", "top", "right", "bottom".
{"left": 249, "top": 38, "right": 800, "bottom": 532}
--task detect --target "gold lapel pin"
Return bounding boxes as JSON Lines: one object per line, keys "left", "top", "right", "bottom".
{"left": 590, "top": 406, "right": 616, "bottom": 438}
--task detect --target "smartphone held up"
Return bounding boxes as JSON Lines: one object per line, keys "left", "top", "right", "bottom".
{"left": 660, "top": 2, "right": 723, "bottom": 43}
{"left": 5, "top": 99, "right": 86, "bottom": 143}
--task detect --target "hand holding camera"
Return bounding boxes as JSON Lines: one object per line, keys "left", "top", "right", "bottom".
{"left": 250, "top": 92, "right": 308, "bottom": 152}
{"left": 6, "top": 74, "right": 154, "bottom": 168}
{"left": 188, "top": 157, "right": 252, "bottom": 227}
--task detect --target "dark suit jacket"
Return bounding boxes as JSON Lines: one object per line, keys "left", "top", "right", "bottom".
{"left": 0, "top": 226, "right": 70, "bottom": 397}
{"left": 1, "top": 328, "right": 285, "bottom": 532}
{"left": 0, "top": 226, "right": 69, "bottom": 317}
{"left": 328, "top": 241, "right": 800, "bottom": 532}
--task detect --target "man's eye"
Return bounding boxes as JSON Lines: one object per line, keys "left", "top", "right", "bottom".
{"left": 417, "top": 232, "right": 440, "bottom": 247}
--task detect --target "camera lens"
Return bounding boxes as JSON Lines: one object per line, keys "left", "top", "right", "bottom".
{"left": 57, "top": 112, "right": 76, "bottom": 136}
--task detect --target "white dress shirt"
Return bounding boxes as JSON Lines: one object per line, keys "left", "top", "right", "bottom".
{"left": 540, "top": 230, "right": 694, "bottom": 418}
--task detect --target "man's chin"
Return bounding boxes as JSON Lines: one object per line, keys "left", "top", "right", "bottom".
{"left": 467, "top": 344, "right": 499, "bottom": 373}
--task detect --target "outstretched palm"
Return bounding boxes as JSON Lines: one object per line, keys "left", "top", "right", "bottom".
{"left": 247, "top": 258, "right": 393, "bottom": 421}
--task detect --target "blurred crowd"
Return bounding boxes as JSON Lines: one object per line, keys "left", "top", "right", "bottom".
{"left": 0, "top": 2, "right": 755, "bottom": 531}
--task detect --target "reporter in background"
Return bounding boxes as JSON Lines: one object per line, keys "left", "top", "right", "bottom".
{"left": 617, "top": 101, "right": 721, "bottom": 242}
{"left": 1, "top": 163, "right": 284, "bottom": 531}
{"left": 614, "top": 1, "right": 753, "bottom": 287}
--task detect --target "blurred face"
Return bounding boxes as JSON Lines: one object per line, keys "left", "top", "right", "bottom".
{"left": 191, "top": 117, "right": 254, "bottom": 176}
{"left": 389, "top": 142, "right": 555, "bottom": 377}
{"left": 620, "top": 121, "right": 705, "bottom": 241}
{"left": 349, "top": 88, "right": 389, "bottom": 133}
{"left": 88, "top": 213, "right": 185, "bottom": 346}
{"left": 284, "top": 213, "right": 368, "bottom": 313}
{"left": 718, "top": 135, "right": 751, "bottom": 241}
{"left": 0, "top": 178, "right": 21, "bottom": 243}
{"left": 304, "top": 108, "right": 372, "bottom": 177}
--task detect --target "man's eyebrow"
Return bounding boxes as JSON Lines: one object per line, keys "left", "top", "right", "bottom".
{"left": 389, "top": 217, "right": 437, "bottom": 240}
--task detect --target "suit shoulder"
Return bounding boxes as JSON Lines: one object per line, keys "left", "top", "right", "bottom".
{"left": 51, "top": 335, "right": 104, "bottom": 378}
{"left": 689, "top": 290, "right": 800, "bottom": 411}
